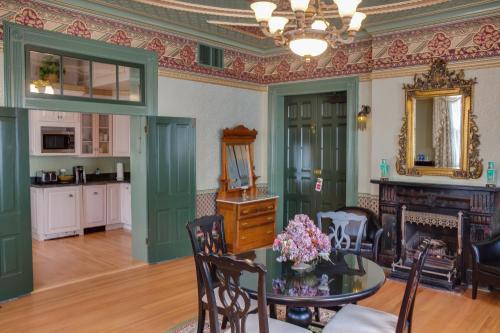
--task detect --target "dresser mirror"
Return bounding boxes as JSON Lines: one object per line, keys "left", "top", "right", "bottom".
{"left": 219, "top": 125, "right": 258, "bottom": 196}
{"left": 396, "top": 58, "right": 483, "bottom": 179}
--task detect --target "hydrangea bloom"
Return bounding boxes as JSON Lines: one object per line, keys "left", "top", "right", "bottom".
{"left": 272, "top": 214, "right": 331, "bottom": 264}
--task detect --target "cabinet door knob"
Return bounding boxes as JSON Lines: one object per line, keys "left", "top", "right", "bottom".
{"left": 69, "top": 194, "right": 74, "bottom": 198}
{"left": 94, "top": 192, "right": 98, "bottom": 195}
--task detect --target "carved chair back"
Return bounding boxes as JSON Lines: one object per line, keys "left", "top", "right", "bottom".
{"left": 396, "top": 238, "right": 431, "bottom": 333}
{"left": 317, "top": 211, "right": 367, "bottom": 252}
{"left": 196, "top": 253, "right": 269, "bottom": 333}
{"left": 186, "top": 215, "right": 227, "bottom": 297}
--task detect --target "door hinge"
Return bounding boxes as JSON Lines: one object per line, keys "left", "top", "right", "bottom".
{"left": 145, "top": 237, "right": 149, "bottom": 245}
{"left": 192, "top": 119, "right": 196, "bottom": 128}
{"left": 144, "top": 126, "right": 148, "bottom": 134}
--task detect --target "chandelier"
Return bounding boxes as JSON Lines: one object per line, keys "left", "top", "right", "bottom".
{"left": 250, "top": 0, "right": 366, "bottom": 60}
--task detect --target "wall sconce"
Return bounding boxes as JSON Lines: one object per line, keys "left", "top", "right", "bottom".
{"left": 357, "top": 105, "right": 371, "bottom": 131}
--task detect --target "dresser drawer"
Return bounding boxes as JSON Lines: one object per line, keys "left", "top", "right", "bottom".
{"left": 238, "top": 223, "right": 275, "bottom": 250}
{"left": 239, "top": 213, "right": 274, "bottom": 229}
{"left": 238, "top": 200, "right": 276, "bottom": 218}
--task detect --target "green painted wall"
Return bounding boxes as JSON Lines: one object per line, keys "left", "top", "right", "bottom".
{"left": 29, "top": 156, "right": 130, "bottom": 176}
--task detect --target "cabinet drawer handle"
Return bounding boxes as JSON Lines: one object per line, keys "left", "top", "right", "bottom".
{"left": 267, "top": 216, "right": 273, "bottom": 221}
{"left": 242, "top": 210, "right": 249, "bottom": 214}
{"left": 266, "top": 230, "right": 273, "bottom": 235}
{"left": 69, "top": 194, "right": 74, "bottom": 198}
{"left": 241, "top": 222, "right": 249, "bottom": 226}
{"left": 93, "top": 192, "right": 98, "bottom": 195}
{"left": 241, "top": 236, "right": 247, "bottom": 240}
{"left": 266, "top": 205, "right": 274, "bottom": 210}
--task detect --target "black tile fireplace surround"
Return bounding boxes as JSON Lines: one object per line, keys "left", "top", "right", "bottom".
{"left": 371, "top": 179, "right": 500, "bottom": 289}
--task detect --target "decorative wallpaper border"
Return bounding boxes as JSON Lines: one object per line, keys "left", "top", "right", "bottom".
{"left": 1, "top": 0, "right": 500, "bottom": 87}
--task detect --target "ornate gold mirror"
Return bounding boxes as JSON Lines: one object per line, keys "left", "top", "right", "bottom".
{"left": 396, "top": 58, "right": 483, "bottom": 179}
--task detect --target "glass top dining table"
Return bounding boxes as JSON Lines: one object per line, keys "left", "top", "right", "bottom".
{"left": 236, "top": 248, "right": 386, "bottom": 326}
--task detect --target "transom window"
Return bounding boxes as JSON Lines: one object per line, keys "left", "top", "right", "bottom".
{"left": 26, "top": 46, "right": 144, "bottom": 105}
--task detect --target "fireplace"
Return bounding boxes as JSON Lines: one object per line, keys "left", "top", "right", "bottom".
{"left": 391, "top": 206, "right": 463, "bottom": 289}
{"left": 371, "top": 179, "right": 500, "bottom": 289}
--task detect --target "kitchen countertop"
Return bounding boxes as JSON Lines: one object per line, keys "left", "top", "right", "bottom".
{"left": 31, "top": 173, "right": 130, "bottom": 188}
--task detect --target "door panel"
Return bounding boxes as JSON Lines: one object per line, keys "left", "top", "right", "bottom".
{"left": 0, "top": 107, "right": 32, "bottom": 302}
{"left": 284, "top": 93, "right": 347, "bottom": 225}
{"left": 147, "top": 117, "right": 195, "bottom": 262}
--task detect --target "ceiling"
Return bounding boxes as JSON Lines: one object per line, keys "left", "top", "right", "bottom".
{"left": 73, "top": 0, "right": 500, "bottom": 53}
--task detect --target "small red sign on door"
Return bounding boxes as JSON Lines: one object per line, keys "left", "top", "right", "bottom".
{"left": 315, "top": 178, "right": 323, "bottom": 192}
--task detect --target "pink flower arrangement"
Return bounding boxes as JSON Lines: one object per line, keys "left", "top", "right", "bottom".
{"left": 272, "top": 214, "right": 331, "bottom": 264}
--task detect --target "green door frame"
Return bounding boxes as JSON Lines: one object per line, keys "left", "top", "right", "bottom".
{"left": 267, "top": 76, "right": 359, "bottom": 231}
{"left": 3, "top": 22, "right": 160, "bottom": 264}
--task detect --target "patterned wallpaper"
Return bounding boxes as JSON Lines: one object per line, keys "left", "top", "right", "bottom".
{"left": 1, "top": 0, "right": 500, "bottom": 86}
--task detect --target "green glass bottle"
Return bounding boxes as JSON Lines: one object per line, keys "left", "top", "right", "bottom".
{"left": 486, "top": 162, "right": 496, "bottom": 187}
{"left": 380, "top": 159, "right": 389, "bottom": 180}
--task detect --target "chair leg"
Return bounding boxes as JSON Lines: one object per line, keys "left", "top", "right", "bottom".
{"left": 314, "top": 307, "right": 320, "bottom": 322}
{"left": 269, "top": 303, "right": 277, "bottom": 319}
{"left": 197, "top": 305, "right": 206, "bottom": 333}
{"left": 472, "top": 278, "right": 479, "bottom": 300}
{"left": 221, "top": 316, "right": 229, "bottom": 329}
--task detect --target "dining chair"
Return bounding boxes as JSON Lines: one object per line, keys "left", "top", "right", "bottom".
{"left": 196, "top": 252, "right": 312, "bottom": 333}
{"left": 186, "top": 215, "right": 257, "bottom": 333}
{"left": 322, "top": 238, "right": 431, "bottom": 333}
{"left": 471, "top": 233, "right": 500, "bottom": 299}
{"left": 316, "top": 210, "right": 368, "bottom": 254}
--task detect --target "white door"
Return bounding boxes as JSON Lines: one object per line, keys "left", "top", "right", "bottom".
{"left": 112, "top": 115, "right": 130, "bottom": 157}
{"left": 82, "top": 185, "right": 107, "bottom": 227}
{"left": 58, "top": 112, "right": 80, "bottom": 123}
{"left": 38, "top": 110, "right": 60, "bottom": 122}
{"left": 106, "top": 184, "right": 122, "bottom": 225}
{"left": 46, "top": 187, "right": 81, "bottom": 233}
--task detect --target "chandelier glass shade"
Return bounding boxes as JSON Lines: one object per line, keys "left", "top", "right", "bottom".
{"left": 251, "top": 0, "right": 366, "bottom": 59}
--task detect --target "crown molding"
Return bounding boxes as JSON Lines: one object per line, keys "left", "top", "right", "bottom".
{"left": 158, "top": 68, "right": 268, "bottom": 92}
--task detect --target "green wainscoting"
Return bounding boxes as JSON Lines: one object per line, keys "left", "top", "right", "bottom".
{"left": 3, "top": 22, "right": 158, "bottom": 116}
{"left": 268, "top": 77, "right": 359, "bottom": 231}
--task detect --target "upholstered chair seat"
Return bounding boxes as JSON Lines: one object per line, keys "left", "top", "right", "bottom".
{"left": 224, "top": 313, "right": 311, "bottom": 333}
{"left": 202, "top": 286, "right": 258, "bottom": 312}
{"left": 322, "top": 304, "right": 397, "bottom": 333}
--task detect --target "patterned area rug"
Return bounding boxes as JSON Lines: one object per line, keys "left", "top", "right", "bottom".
{"left": 167, "top": 306, "right": 336, "bottom": 333}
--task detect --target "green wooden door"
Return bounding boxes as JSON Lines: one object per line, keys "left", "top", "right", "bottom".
{"left": 0, "top": 107, "right": 32, "bottom": 301}
{"left": 284, "top": 93, "right": 347, "bottom": 224}
{"left": 147, "top": 117, "right": 196, "bottom": 262}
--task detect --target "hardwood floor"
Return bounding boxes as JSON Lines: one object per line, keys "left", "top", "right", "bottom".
{"left": 1, "top": 256, "right": 499, "bottom": 332}
{"left": 33, "top": 229, "right": 145, "bottom": 291}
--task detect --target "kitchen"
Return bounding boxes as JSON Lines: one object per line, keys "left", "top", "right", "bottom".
{"left": 28, "top": 109, "right": 140, "bottom": 290}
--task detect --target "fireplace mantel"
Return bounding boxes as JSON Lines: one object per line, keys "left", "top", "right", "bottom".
{"left": 370, "top": 179, "right": 500, "bottom": 288}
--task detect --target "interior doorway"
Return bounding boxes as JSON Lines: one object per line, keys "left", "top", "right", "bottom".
{"left": 284, "top": 92, "right": 347, "bottom": 222}
{"left": 29, "top": 109, "right": 142, "bottom": 291}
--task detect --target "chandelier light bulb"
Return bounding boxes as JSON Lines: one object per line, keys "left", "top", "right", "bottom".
{"left": 348, "top": 12, "right": 366, "bottom": 31}
{"left": 290, "top": 0, "right": 311, "bottom": 12}
{"left": 268, "top": 16, "right": 289, "bottom": 34}
{"left": 289, "top": 38, "right": 328, "bottom": 58}
{"left": 334, "top": 0, "right": 362, "bottom": 18}
{"left": 311, "top": 19, "right": 329, "bottom": 31}
{"left": 250, "top": 1, "right": 277, "bottom": 22}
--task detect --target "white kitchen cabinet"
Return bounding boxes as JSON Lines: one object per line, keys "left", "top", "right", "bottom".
{"left": 80, "top": 114, "right": 113, "bottom": 157}
{"left": 112, "top": 115, "right": 130, "bottom": 157}
{"left": 121, "top": 183, "right": 132, "bottom": 230}
{"left": 106, "top": 184, "right": 122, "bottom": 228}
{"left": 31, "top": 186, "right": 82, "bottom": 241}
{"left": 82, "top": 185, "right": 107, "bottom": 228}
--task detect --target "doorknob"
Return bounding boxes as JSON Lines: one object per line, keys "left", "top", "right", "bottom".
{"left": 313, "top": 169, "right": 322, "bottom": 177}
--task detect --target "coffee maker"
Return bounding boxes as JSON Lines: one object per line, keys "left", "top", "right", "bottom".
{"left": 73, "top": 166, "right": 86, "bottom": 184}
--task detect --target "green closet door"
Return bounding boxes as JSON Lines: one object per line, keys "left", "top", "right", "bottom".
{"left": 147, "top": 117, "right": 196, "bottom": 262}
{"left": 0, "top": 107, "right": 32, "bottom": 301}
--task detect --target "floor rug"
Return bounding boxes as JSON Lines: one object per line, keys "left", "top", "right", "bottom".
{"left": 167, "top": 306, "right": 335, "bottom": 333}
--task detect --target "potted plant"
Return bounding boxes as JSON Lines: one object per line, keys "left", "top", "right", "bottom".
{"left": 272, "top": 214, "right": 331, "bottom": 271}
{"left": 39, "top": 56, "right": 60, "bottom": 84}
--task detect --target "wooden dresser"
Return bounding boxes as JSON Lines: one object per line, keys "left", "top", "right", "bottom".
{"left": 217, "top": 195, "right": 278, "bottom": 253}
{"left": 216, "top": 125, "right": 279, "bottom": 254}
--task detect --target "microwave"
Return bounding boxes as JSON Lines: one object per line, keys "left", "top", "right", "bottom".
{"left": 41, "top": 126, "right": 76, "bottom": 153}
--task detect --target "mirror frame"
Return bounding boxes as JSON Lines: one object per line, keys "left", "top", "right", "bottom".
{"left": 396, "top": 58, "right": 483, "bottom": 179}
{"left": 218, "top": 125, "right": 259, "bottom": 196}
